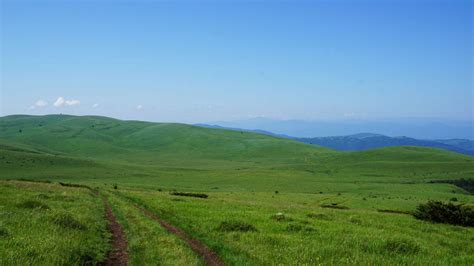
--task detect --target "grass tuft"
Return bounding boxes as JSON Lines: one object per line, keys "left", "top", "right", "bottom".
{"left": 270, "top": 212, "right": 292, "bottom": 222}
{"left": 17, "top": 200, "right": 49, "bottom": 210}
{"left": 52, "top": 212, "right": 87, "bottom": 230}
{"left": 0, "top": 227, "right": 10, "bottom": 237}
{"left": 217, "top": 220, "right": 258, "bottom": 232}
{"left": 383, "top": 238, "right": 421, "bottom": 254}
{"left": 285, "top": 223, "right": 315, "bottom": 232}
{"left": 307, "top": 213, "right": 332, "bottom": 220}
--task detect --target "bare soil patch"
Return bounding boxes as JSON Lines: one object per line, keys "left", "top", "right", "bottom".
{"left": 103, "top": 197, "right": 128, "bottom": 266}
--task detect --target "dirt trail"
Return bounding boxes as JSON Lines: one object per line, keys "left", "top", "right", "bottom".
{"left": 136, "top": 205, "right": 225, "bottom": 266}
{"left": 103, "top": 197, "right": 129, "bottom": 266}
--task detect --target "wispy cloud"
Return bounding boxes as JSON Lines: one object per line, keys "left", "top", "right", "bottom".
{"left": 92, "top": 103, "right": 99, "bottom": 108}
{"left": 136, "top": 105, "right": 143, "bottom": 110}
{"left": 29, "top": 99, "right": 48, "bottom": 110}
{"left": 54, "top": 97, "right": 80, "bottom": 107}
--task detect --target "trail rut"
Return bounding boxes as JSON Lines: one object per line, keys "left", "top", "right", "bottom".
{"left": 103, "top": 197, "right": 128, "bottom": 266}
{"left": 136, "top": 205, "right": 225, "bottom": 266}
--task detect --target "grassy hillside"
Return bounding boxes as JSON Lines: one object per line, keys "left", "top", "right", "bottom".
{"left": 1, "top": 115, "right": 473, "bottom": 265}
{"left": 1, "top": 115, "right": 473, "bottom": 190}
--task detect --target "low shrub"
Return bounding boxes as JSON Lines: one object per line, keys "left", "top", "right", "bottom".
{"left": 52, "top": 213, "right": 86, "bottom": 230}
{"left": 413, "top": 200, "right": 474, "bottom": 227}
{"left": 429, "top": 178, "right": 474, "bottom": 194}
{"left": 170, "top": 191, "right": 208, "bottom": 199}
{"left": 217, "top": 220, "right": 257, "bottom": 232}
{"left": 18, "top": 200, "right": 50, "bottom": 210}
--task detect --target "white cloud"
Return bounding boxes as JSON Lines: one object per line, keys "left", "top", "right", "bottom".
{"left": 35, "top": 100, "right": 48, "bottom": 107}
{"left": 66, "top": 99, "right": 80, "bottom": 106}
{"left": 136, "top": 105, "right": 143, "bottom": 110}
{"left": 29, "top": 99, "right": 48, "bottom": 109}
{"left": 92, "top": 103, "right": 99, "bottom": 108}
{"left": 54, "top": 97, "right": 80, "bottom": 107}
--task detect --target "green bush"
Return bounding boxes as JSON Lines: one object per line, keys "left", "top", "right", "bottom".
{"left": 413, "top": 200, "right": 474, "bottom": 227}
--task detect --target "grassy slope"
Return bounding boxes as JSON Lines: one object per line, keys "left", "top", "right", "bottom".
{"left": 0, "top": 180, "right": 108, "bottom": 265}
{"left": 1, "top": 115, "right": 473, "bottom": 191}
{"left": 1, "top": 115, "right": 474, "bottom": 265}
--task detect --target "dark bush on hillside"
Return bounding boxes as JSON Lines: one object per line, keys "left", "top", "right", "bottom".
{"left": 413, "top": 200, "right": 474, "bottom": 227}
{"left": 217, "top": 220, "right": 257, "bottom": 232}
{"left": 52, "top": 213, "right": 86, "bottom": 230}
{"left": 429, "top": 178, "right": 474, "bottom": 194}
{"left": 170, "top": 191, "right": 208, "bottom": 199}
{"left": 18, "top": 200, "right": 49, "bottom": 210}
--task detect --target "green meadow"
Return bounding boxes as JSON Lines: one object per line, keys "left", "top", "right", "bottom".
{"left": 1, "top": 115, "right": 473, "bottom": 265}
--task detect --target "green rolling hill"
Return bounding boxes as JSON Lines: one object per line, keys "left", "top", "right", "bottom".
{"left": 1, "top": 115, "right": 473, "bottom": 191}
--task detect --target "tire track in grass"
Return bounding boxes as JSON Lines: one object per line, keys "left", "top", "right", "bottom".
{"left": 135, "top": 204, "right": 224, "bottom": 266}
{"left": 103, "top": 196, "right": 129, "bottom": 266}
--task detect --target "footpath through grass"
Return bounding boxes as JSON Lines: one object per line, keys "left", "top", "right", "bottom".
{"left": 116, "top": 188, "right": 474, "bottom": 265}
{"left": 104, "top": 191, "right": 202, "bottom": 265}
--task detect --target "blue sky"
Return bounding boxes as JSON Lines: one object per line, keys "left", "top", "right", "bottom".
{"left": 1, "top": 0, "right": 472, "bottom": 123}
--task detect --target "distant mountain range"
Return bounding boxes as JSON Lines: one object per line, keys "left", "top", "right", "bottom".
{"left": 294, "top": 133, "right": 474, "bottom": 156}
{"left": 196, "top": 124, "right": 474, "bottom": 156}
{"left": 208, "top": 117, "right": 473, "bottom": 139}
